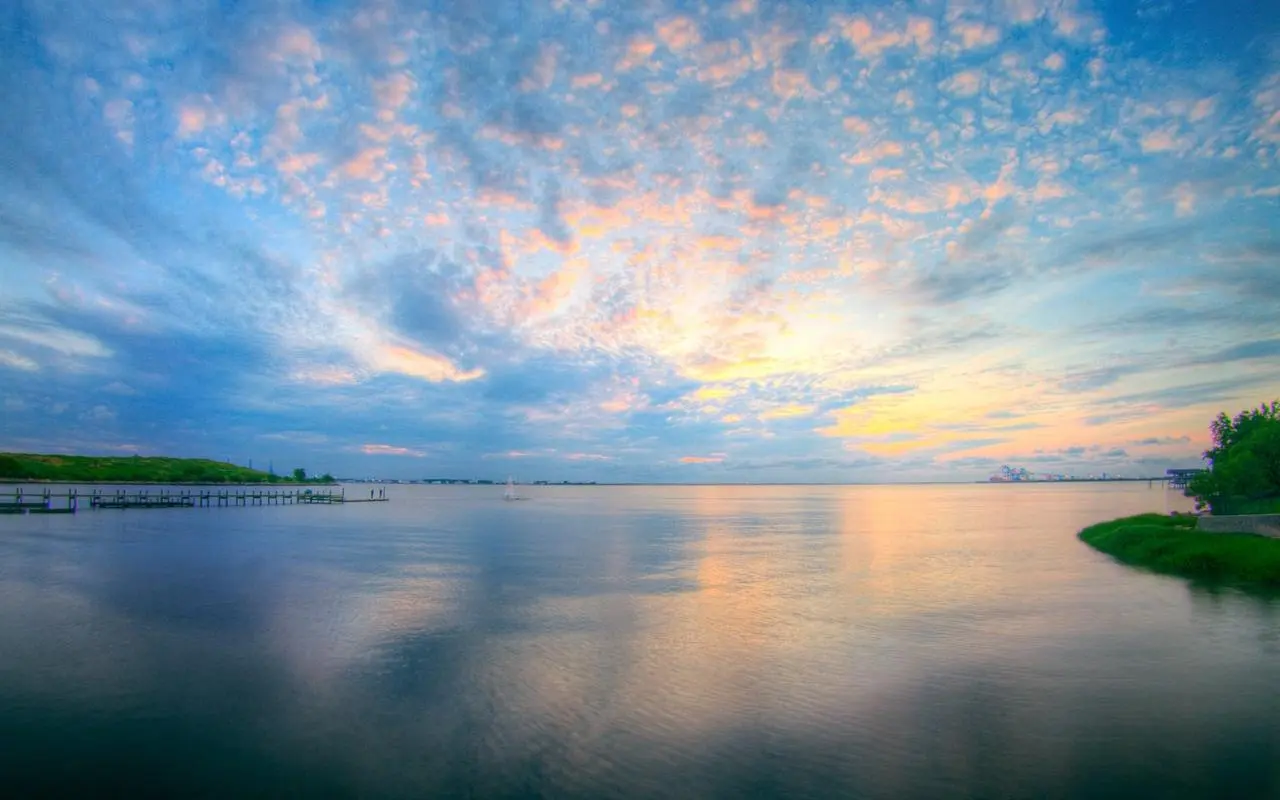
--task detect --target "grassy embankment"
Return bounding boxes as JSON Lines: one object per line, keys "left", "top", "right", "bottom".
{"left": 0, "top": 453, "right": 334, "bottom": 485}
{"left": 1079, "top": 513, "right": 1280, "bottom": 587}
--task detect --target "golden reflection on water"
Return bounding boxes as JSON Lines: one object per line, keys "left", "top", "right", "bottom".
{"left": 8, "top": 483, "right": 1268, "bottom": 798}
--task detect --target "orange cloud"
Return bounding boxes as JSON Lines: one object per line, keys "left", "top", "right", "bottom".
{"left": 693, "top": 385, "right": 737, "bottom": 401}
{"left": 760, "top": 404, "right": 816, "bottom": 420}
{"left": 844, "top": 140, "right": 905, "bottom": 165}
{"left": 680, "top": 455, "right": 726, "bottom": 464}
{"left": 842, "top": 116, "right": 872, "bottom": 135}
{"left": 698, "top": 234, "right": 741, "bottom": 252}
{"left": 371, "top": 345, "right": 485, "bottom": 383}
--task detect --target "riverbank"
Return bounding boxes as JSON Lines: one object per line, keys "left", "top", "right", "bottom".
{"left": 1, "top": 480, "right": 338, "bottom": 487}
{"left": 0, "top": 453, "right": 335, "bottom": 485}
{"left": 1079, "top": 513, "right": 1280, "bottom": 587}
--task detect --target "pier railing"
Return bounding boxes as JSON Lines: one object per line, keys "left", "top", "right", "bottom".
{"left": 0, "top": 487, "right": 387, "bottom": 514}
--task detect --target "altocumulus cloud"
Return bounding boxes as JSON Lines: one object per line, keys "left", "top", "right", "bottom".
{"left": 0, "top": 0, "right": 1277, "bottom": 482}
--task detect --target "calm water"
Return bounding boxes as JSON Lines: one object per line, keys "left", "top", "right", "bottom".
{"left": 0, "top": 483, "right": 1276, "bottom": 798}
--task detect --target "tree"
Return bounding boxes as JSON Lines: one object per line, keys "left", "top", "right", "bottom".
{"left": 1188, "top": 401, "right": 1280, "bottom": 512}
{"left": 0, "top": 455, "right": 28, "bottom": 479}
{"left": 292, "top": 467, "right": 307, "bottom": 482}
{"left": 1205, "top": 401, "right": 1279, "bottom": 464}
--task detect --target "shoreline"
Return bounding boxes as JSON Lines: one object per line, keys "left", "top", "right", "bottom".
{"left": 1079, "top": 512, "right": 1280, "bottom": 590}
{"left": 0, "top": 480, "right": 339, "bottom": 487}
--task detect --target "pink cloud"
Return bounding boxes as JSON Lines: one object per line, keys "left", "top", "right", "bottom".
{"left": 952, "top": 21, "right": 1000, "bottom": 50}
{"left": 616, "top": 36, "right": 657, "bottom": 72}
{"left": 771, "top": 68, "right": 817, "bottom": 101}
{"left": 941, "top": 70, "right": 982, "bottom": 97}
{"left": 1140, "top": 127, "right": 1183, "bottom": 153}
{"left": 1189, "top": 97, "right": 1216, "bottom": 122}
{"left": 519, "top": 43, "right": 561, "bottom": 92}
{"left": 271, "top": 26, "right": 322, "bottom": 65}
{"left": 373, "top": 72, "right": 415, "bottom": 112}
{"left": 176, "top": 101, "right": 223, "bottom": 137}
{"left": 361, "top": 444, "right": 426, "bottom": 457}
{"left": 571, "top": 72, "right": 604, "bottom": 90}
{"left": 843, "top": 140, "right": 905, "bottom": 165}
{"left": 656, "top": 16, "right": 701, "bottom": 52}
{"left": 339, "top": 147, "right": 387, "bottom": 180}
{"left": 290, "top": 366, "right": 359, "bottom": 385}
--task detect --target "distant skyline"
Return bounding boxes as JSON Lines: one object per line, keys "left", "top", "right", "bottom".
{"left": 1, "top": 0, "right": 1277, "bottom": 483}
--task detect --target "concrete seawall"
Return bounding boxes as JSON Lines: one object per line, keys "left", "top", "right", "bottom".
{"left": 1197, "top": 514, "right": 1280, "bottom": 539}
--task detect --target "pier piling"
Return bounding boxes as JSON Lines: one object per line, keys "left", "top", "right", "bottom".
{"left": 1, "top": 487, "right": 383, "bottom": 514}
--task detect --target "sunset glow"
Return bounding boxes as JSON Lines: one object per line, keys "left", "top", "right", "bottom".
{"left": 1, "top": 0, "right": 1276, "bottom": 480}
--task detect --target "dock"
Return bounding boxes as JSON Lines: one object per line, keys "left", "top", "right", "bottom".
{"left": 0, "top": 487, "right": 388, "bottom": 514}
{"left": 1166, "top": 468, "right": 1205, "bottom": 490}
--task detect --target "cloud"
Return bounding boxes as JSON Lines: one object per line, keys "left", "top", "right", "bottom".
{"left": 941, "top": 70, "right": 983, "bottom": 96}
{"left": 0, "top": 350, "right": 39, "bottom": 371}
{"left": 0, "top": 322, "right": 112, "bottom": 360}
{"left": 760, "top": 404, "right": 816, "bottom": 421}
{"left": 616, "top": 35, "right": 657, "bottom": 72}
{"left": 1191, "top": 339, "right": 1280, "bottom": 365}
{"left": 369, "top": 346, "right": 485, "bottom": 383}
{"left": 1140, "top": 127, "right": 1184, "bottom": 153}
{"left": 1129, "top": 436, "right": 1191, "bottom": 446}
{"left": 952, "top": 22, "right": 1000, "bottom": 50}
{"left": 360, "top": 444, "right": 426, "bottom": 457}
{"left": 0, "top": 0, "right": 1271, "bottom": 481}
{"left": 655, "top": 16, "right": 701, "bottom": 53}
{"left": 679, "top": 455, "right": 726, "bottom": 464}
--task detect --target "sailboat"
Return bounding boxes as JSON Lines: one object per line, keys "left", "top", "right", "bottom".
{"left": 503, "top": 477, "right": 527, "bottom": 501}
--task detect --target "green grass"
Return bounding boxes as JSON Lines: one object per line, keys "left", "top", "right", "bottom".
{"left": 1079, "top": 513, "right": 1280, "bottom": 588}
{"left": 0, "top": 453, "right": 334, "bottom": 485}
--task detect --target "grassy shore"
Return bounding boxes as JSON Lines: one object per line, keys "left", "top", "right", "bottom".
{"left": 1079, "top": 513, "right": 1280, "bottom": 587}
{"left": 0, "top": 453, "right": 334, "bottom": 485}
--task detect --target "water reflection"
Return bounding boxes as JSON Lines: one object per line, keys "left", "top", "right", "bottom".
{"left": 0, "top": 484, "right": 1276, "bottom": 797}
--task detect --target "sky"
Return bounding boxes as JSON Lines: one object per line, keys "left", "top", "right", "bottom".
{"left": 0, "top": 0, "right": 1277, "bottom": 483}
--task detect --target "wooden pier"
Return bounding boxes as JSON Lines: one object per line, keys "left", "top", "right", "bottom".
{"left": 0, "top": 487, "right": 388, "bottom": 514}
{"left": 1166, "top": 468, "right": 1206, "bottom": 490}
